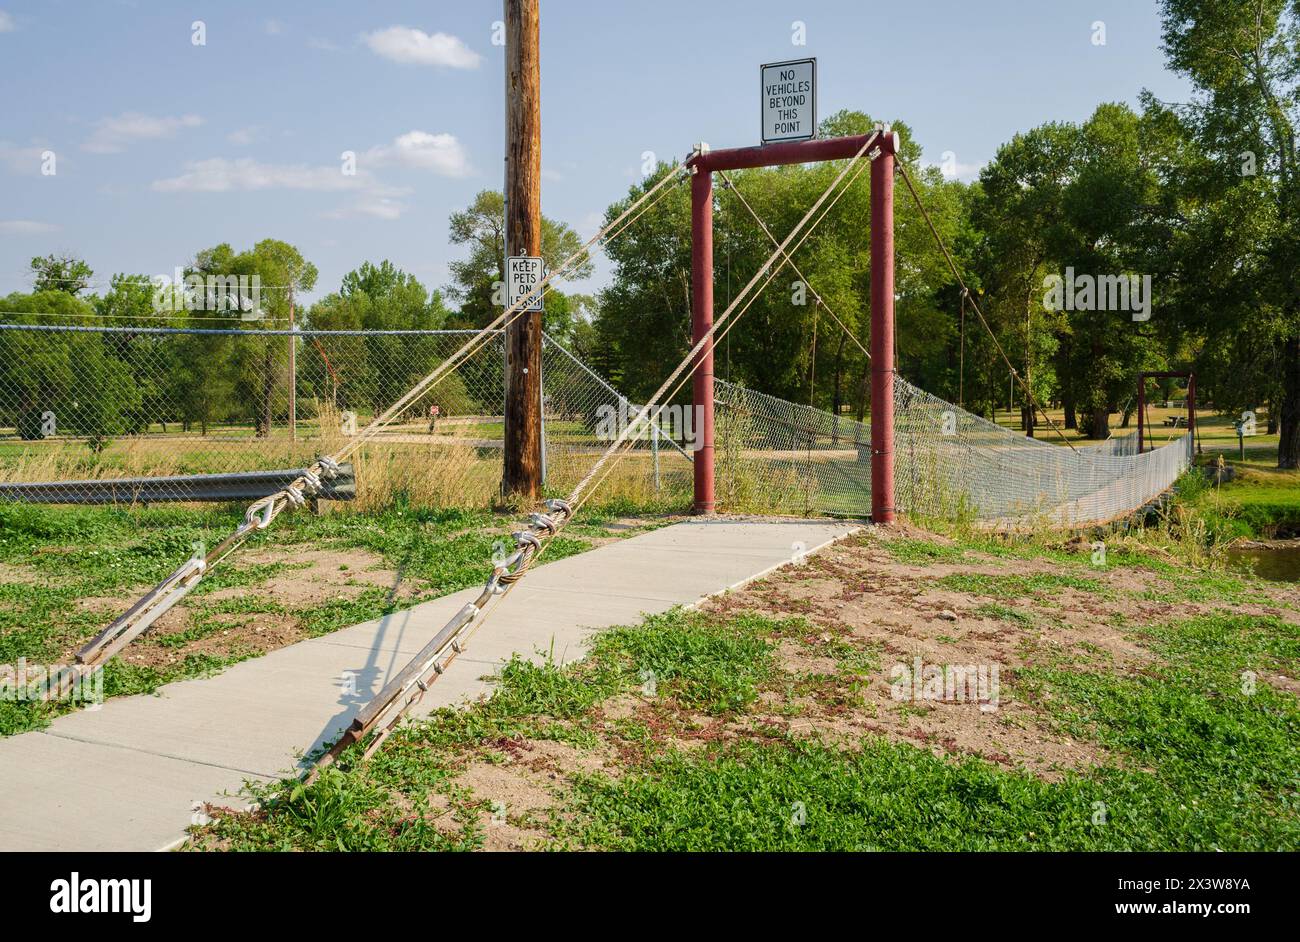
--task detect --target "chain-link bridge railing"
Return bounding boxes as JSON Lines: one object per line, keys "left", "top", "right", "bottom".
{"left": 893, "top": 377, "right": 1193, "bottom": 528}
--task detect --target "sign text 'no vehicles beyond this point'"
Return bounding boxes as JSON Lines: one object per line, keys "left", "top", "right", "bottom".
{"left": 761, "top": 58, "right": 816, "bottom": 144}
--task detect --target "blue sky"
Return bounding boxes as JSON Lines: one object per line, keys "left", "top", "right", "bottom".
{"left": 0, "top": 0, "right": 1191, "bottom": 304}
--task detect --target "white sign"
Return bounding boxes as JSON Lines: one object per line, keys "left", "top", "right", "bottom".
{"left": 761, "top": 58, "right": 816, "bottom": 144}
{"left": 506, "top": 255, "right": 544, "bottom": 312}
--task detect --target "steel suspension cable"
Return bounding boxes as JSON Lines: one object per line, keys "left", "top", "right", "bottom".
{"left": 895, "top": 161, "right": 1077, "bottom": 452}
{"left": 303, "top": 133, "right": 881, "bottom": 776}
{"left": 53, "top": 161, "right": 692, "bottom": 699}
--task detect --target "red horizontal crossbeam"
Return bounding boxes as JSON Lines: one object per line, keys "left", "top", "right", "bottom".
{"left": 687, "top": 132, "right": 896, "bottom": 173}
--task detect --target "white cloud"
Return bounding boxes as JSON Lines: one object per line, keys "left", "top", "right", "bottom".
{"left": 150, "top": 136, "right": 451, "bottom": 222}
{"left": 0, "top": 11, "right": 15, "bottom": 33}
{"left": 325, "top": 196, "right": 408, "bottom": 221}
{"left": 226, "top": 126, "right": 257, "bottom": 146}
{"left": 152, "top": 157, "right": 373, "bottom": 193}
{"left": 362, "top": 26, "right": 480, "bottom": 68}
{"left": 264, "top": 19, "right": 283, "bottom": 36}
{"left": 365, "top": 130, "right": 471, "bottom": 177}
{"left": 926, "top": 154, "right": 984, "bottom": 183}
{"left": 0, "top": 220, "right": 60, "bottom": 235}
{"left": 84, "top": 112, "right": 202, "bottom": 154}
{"left": 0, "top": 140, "right": 49, "bottom": 174}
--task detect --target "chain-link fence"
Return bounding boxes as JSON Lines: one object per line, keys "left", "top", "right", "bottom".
{"left": 0, "top": 323, "right": 1192, "bottom": 525}
{"left": 0, "top": 324, "right": 693, "bottom": 509}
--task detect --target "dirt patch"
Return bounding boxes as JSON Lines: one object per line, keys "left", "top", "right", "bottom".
{"left": 451, "top": 736, "right": 615, "bottom": 850}
{"left": 700, "top": 530, "right": 1188, "bottom": 778}
{"left": 210, "top": 547, "right": 407, "bottom": 607}
{"left": 0, "top": 562, "right": 44, "bottom": 585}
{"left": 707, "top": 527, "right": 1298, "bottom": 778}
{"left": 64, "top": 544, "right": 408, "bottom": 669}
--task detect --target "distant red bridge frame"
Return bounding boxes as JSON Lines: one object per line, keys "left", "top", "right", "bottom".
{"left": 1137, "top": 370, "right": 1197, "bottom": 454}
{"left": 685, "top": 128, "right": 900, "bottom": 522}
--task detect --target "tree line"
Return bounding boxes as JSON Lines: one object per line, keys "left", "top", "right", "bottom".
{"left": 1, "top": 1, "right": 1295, "bottom": 467}
{"left": 587, "top": 1, "right": 1299, "bottom": 469}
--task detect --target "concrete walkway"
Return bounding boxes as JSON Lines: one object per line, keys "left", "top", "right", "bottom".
{"left": 0, "top": 518, "right": 857, "bottom": 851}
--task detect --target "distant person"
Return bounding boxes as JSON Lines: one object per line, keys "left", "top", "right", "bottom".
{"left": 428, "top": 403, "right": 441, "bottom": 433}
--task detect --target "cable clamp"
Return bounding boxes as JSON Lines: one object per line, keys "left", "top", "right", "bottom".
{"left": 246, "top": 499, "right": 277, "bottom": 530}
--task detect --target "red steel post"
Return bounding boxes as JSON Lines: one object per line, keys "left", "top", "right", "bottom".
{"left": 693, "top": 134, "right": 877, "bottom": 172}
{"left": 687, "top": 130, "right": 895, "bottom": 518}
{"left": 691, "top": 163, "right": 715, "bottom": 514}
{"left": 870, "top": 133, "right": 897, "bottom": 523}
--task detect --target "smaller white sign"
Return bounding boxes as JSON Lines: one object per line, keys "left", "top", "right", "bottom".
{"left": 506, "top": 256, "right": 545, "bottom": 312}
{"left": 761, "top": 58, "right": 816, "bottom": 144}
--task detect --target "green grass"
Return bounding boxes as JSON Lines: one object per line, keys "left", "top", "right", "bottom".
{"left": 0, "top": 499, "right": 669, "bottom": 735}
{"left": 1207, "top": 467, "right": 1300, "bottom": 537}
{"left": 881, "top": 538, "right": 967, "bottom": 565}
{"left": 935, "top": 571, "right": 1107, "bottom": 600}
{"left": 1017, "top": 613, "right": 1300, "bottom": 850}
{"left": 973, "top": 602, "right": 1035, "bottom": 626}
{"left": 189, "top": 594, "right": 1300, "bottom": 852}
{"left": 590, "top": 610, "right": 783, "bottom": 715}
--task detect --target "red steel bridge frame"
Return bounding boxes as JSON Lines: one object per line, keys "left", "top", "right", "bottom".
{"left": 1137, "top": 370, "right": 1197, "bottom": 454}
{"left": 686, "top": 128, "right": 900, "bottom": 522}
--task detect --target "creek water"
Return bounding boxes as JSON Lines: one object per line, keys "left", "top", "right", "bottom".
{"left": 1225, "top": 543, "right": 1300, "bottom": 583}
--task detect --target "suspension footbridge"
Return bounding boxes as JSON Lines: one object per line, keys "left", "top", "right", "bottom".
{"left": 0, "top": 125, "right": 1196, "bottom": 836}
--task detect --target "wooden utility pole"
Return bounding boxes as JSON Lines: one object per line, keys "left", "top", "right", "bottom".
{"left": 502, "top": 0, "right": 542, "bottom": 498}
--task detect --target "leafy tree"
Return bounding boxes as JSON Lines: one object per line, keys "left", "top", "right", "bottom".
{"left": 1156, "top": 0, "right": 1300, "bottom": 466}
{"left": 96, "top": 274, "right": 171, "bottom": 432}
{"left": 188, "top": 239, "right": 317, "bottom": 437}
{"left": 0, "top": 290, "right": 139, "bottom": 448}
{"left": 445, "top": 190, "right": 592, "bottom": 331}
{"left": 29, "top": 253, "right": 93, "bottom": 296}
{"left": 307, "top": 261, "right": 458, "bottom": 418}
{"left": 973, "top": 104, "right": 1173, "bottom": 439}
{"left": 594, "top": 110, "right": 963, "bottom": 426}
